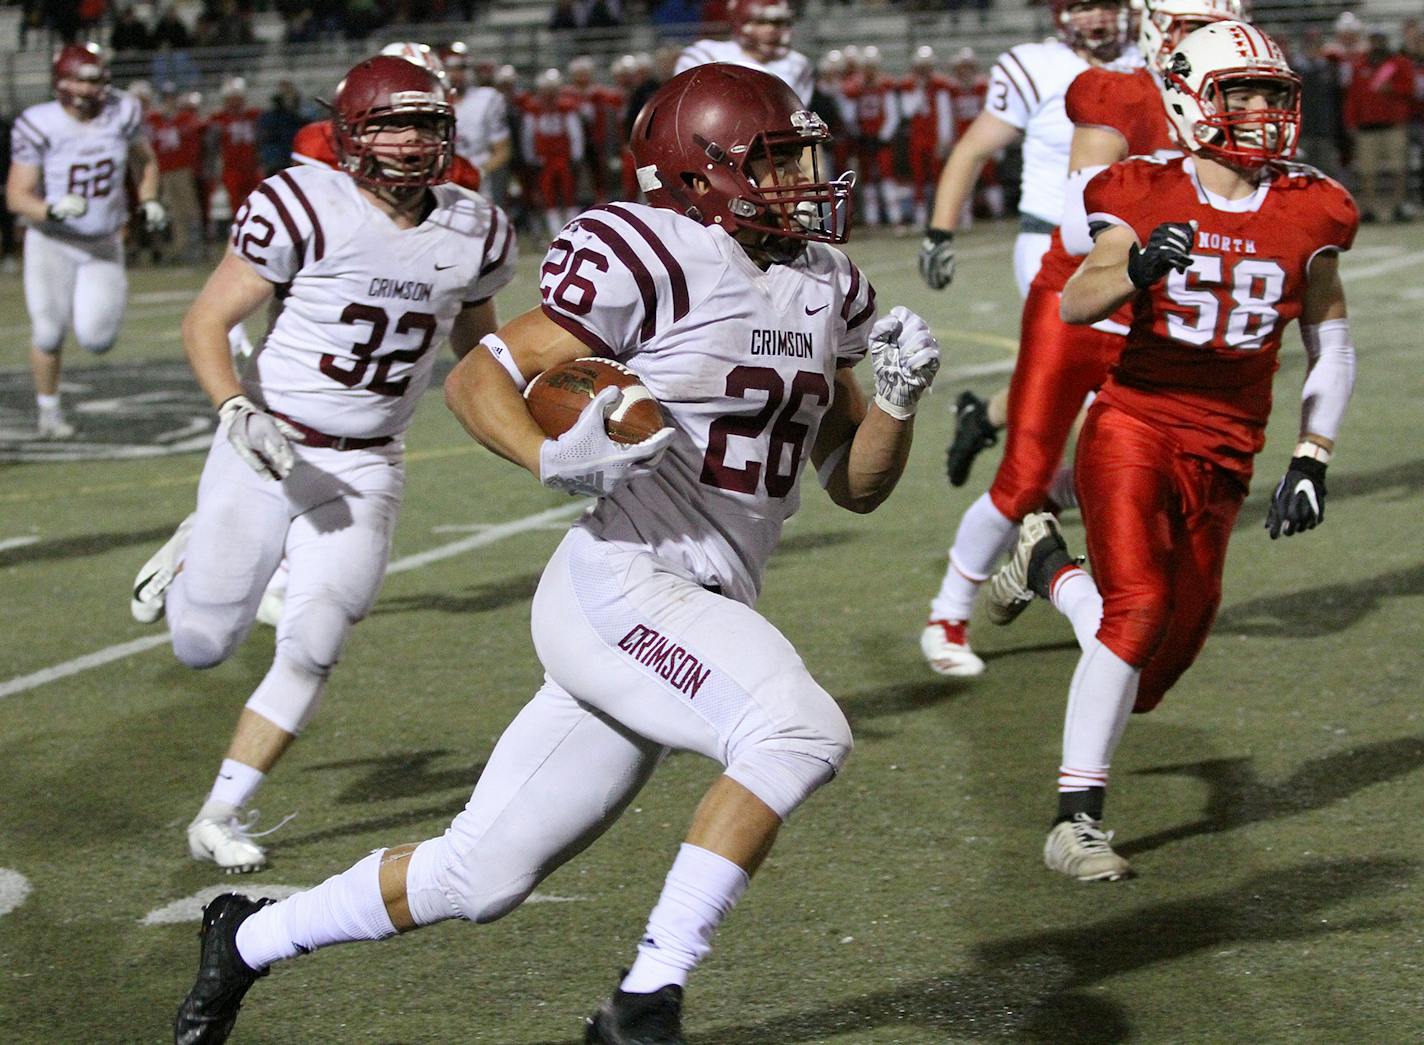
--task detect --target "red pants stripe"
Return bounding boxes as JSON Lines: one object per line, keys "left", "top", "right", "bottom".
{"left": 988, "top": 283, "right": 1122, "bottom": 521}
{"left": 1074, "top": 404, "right": 1247, "bottom": 712}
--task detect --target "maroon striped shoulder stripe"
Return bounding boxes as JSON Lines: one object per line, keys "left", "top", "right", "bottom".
{"left": 275, "top": 170, "right": 325, "bottom": 261}
{"left": 840, "top": 263, "right": 862, "bottom": 322}
{"left": 254, "top": 181, "right": 303, "bottom": 257}
{"left": 479, "top": 211, "right": 513, "bottom": 278}
{"left": 1002, "top": 50, "right": 1041, "bottom": 106}
{"left": 991, "top": 62, "right": 1031, "bottom": 112}
{"left": 601, "top": 204, "right": 690, "bottom": 323}
{"left": 847, "top": 280, "right": 877, "bottom": 331}
{"left": 15, "top": 114, "right": 49, "bottom": 148}
{"left": 576, "top": 215, "right": 659, "bottom": 343}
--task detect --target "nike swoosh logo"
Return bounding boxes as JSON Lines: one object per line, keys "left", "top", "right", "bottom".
{"left": 435, "top": 263, "right": 456, "bottom": 271}
{"left": 805, "top": 304, "right": 829, "bottom": 315}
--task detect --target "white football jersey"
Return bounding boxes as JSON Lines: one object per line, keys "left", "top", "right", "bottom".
{"left": 675, "top": 40, "right": 815, "bottom": 106}
{"left": 539, "top": 203, "right": 875, "bottom": 606}
{"left": 231, "top": 165, "right": 517, "bottom": 439}
{"left": 984, "top": 40, "right": 1141, "bottom": 226}
{"left": 453, "top": 86, "right": 510, "bottom": 171}
{"left": 10, "top": 90, "right": 144, "bottom": 239}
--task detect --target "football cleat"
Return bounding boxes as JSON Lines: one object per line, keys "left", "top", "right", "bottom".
{"left": 37, "top": 407, "right": 76, "bottom": 440}
{"left": 254, "top": 561, "right": 288, "bottom": 628}
{"left": 983, "top": 512, "right": 1073, "bottom": 626}
{"left": 945, "top": 390, "right": 999, "bottom": 487}
{"left": 173, "top": 892, "right": 274, "bottom": 1045}
{"left": 1044, "top": 813, "right": 1133, "bottom": 882}
{"left": 131, "top": 514, "right": 195, "bottom": 624}
{"left": 188, "top": 811, "right": 269, "bottom": 874}
{"left": 919, "top": 619, "right": 986, "bottom": 677}
{"left": 584, "top": 983, "right": 686, "bottom": 1045}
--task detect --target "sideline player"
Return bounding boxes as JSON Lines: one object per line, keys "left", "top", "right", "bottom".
{"left": 985, "top": 22, "right": 1357, "bottom": 880}
{"left": 675, "top": 0, "right": 814, "bottom": 104}
{"left": 172, "top": 64, "right": 940, "bottom": 1045}
{"left": 921, "top": 0, "right": 1241, "bottom": 676}
{"left": 444, "top": 41, "right": 513, "bottom": 185}
{"left": 130, "top": 57, "right": 517, "bottom": 874}
{"left": 6, "top": 43, "right": 164, "bottom": 438}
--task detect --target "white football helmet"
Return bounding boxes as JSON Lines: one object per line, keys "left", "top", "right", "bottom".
{"left": 911, "top": 45, "right": 936, "bottom": 70}
{"left": 1160, "top": 21, "right": 1300, "bottom": 168}
{"left": 1138, "top": 0, "right": 1244, "bottom": 71}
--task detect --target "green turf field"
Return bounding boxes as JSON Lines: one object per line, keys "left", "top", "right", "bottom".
{"left": 2, "top": 222, "right": 1422, "bottom": 1044}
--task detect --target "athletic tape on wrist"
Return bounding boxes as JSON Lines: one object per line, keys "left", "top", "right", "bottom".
{"left": 1293, "top": 441, "right": 1331, "bottom": 465}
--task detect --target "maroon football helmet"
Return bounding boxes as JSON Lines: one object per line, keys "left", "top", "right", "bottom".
{"left": 331, "top": 56, "right": 455, "bottom": 191}
{"left": 1050, "top": 0, "right": 1130, "bottom": 61}
{"left": 53, "top": 43, "right": 109, "bottom": 119}
{"left": 628, "top": 64, "right": 853, "bottom": 257}
{"left": 729, "top": 0, "right": 794, "bottom": 62}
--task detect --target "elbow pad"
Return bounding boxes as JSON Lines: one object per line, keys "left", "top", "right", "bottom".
{"left": 1299, "top": 318, "right": 1355, "bottom": 442}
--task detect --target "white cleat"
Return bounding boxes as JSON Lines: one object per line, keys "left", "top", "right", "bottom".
{"left": 984, "top": 511, "right": 1069, "bottom": 626}
{"left": 37, "top": 408, "right": 76, "bottom": 440}
{"left": 187, "top": 811, "right": 269, "bottom": 875}
{"left": 130, "top": 513, "right": 196, "bottom": 624}
{"left": 1044, "top": 813, "right": 1133, "bottom": 882}
{"left": 920, "top": 619, "right": 985, "bottom": 677}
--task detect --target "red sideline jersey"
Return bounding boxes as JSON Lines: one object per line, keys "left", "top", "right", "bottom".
{"left": 290, "top": 119, "right": 482, "bottom": 192}
{"left": 1034, "top": 67, "right": 1177, "bottom": 294}
{"left": 1084, "top": 155, "right": 1358, "bottom": 476}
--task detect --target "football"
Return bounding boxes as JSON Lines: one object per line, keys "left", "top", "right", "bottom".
{"left": 524, "top": 357, "right": 665, "bottom": 445}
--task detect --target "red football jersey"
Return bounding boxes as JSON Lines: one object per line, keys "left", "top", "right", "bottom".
{"left": 209, "top": 107, "right": 260, "bottom": 172}
{"left": 1036, "top": 67, "right": 1178, "bottom": 294}
{"left": 290, "top": 119, "right": 482, "bottom": 191}
{"left": 147, "top": 109, "right": 204, "bottom": 172}
{"left": 1084, "top": 155, "right": 1358, "bottom": 475}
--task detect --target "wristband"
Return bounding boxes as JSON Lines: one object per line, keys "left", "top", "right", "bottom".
{"left": 483, "top": 334, "right": 528, "bottom": 392}
{"left": 1293, "top": 441, "right": 1331, "bottom": 465}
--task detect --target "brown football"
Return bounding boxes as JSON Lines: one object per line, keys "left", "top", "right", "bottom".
{"left": 524, "top": 357, "right": 665, "bottom": 445}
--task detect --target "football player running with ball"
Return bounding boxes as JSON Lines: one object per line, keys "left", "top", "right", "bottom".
{"left": 173, "top": 64, "right": 940, "bottom": 1045}
{"left": 132, "top": 57, "right": 517, "bottom": 875}
{"left": 983, "top": 22, "right": 1358, "bottom": 881}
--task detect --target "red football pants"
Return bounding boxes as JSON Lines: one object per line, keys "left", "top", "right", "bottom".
{"left": 537, "top": 160, "right": 577, "bottom": 208}
{"left": 1074, "top": 405, "right": 1247, "bottom": 713}
{"left": 908, "top": 133, "right": 938, "bottom": 203}
{"left": 856, "top": 143, "right": 895, "bottom": 184}
{"left": 988, "top": 284, "right": 1122, "bottom": 521}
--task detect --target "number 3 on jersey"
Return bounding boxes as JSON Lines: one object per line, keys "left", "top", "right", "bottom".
{"left": 1164, "top": 255, "right": 1285, "bottom": 350}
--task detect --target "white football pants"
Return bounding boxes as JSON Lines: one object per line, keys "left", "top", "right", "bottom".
{"left": 1012, "top": 231, "right": 1051, "bottom": 300}
{"left": 403, "top": 525, "right": 852, "bottom": 926}
{"left": 167, "top": 427, "right": 404, "bottom": 730}
{"left": 23, "top": 228, "right": 128, "bottom": 353}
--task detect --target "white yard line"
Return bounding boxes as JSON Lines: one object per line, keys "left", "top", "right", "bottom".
{"left": 0, "top": 536, "right": 41, "bottom": 553}
{"left": 0, "top": 502, "right": 585, "bottom": 701}
{"left": 1342, "top": 249, "right": 1424, "bottom": 282}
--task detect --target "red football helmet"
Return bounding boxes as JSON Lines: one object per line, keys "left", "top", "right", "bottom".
{"left": 729, "top": 0, "right": 794, "bottom": 62}
{"left": 1049, "top": 0, "right": 1130, "bottom": 62}
{"left": 628, "top": 64, "right": 853, "bottom": 256}
{"left": 331, "top": 56, "right": 455, "bottom": 191}
{"left": 53, "top": 43, "right": 109, "bottom": 118}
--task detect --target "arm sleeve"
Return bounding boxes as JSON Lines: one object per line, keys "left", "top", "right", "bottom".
{"left": 1060, "top": 164, "right": 1109, "bottom": 256}
{"left": 879, "top": 89, "right": 900, "bottom": 142}
{"left": 835, "top": 259, "right": 877, "bottom": 368}
{"left": 520, "top": 112, "right": 536, "bottom": 166}
{"left": 1298, "top": 318, "right": 1355, "bottom": 442}
{"left": 985, "top": 51, "right": 1033, "bottom": 130}
{"left": 567, "top": 112, "right": 585, "bottom": 162}
{"left": 228, "top": 174, "right": 308, "bottom": 283}
{"left": 936, "top": 87, "right": 953, "bottom": 149}
{"left": 467, "top": 203, "right": 518, "bottom": 304}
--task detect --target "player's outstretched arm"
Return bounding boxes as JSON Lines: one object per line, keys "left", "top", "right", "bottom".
{"left": 815, "top": 306, "right": 940, "bottom": 513}
{"left": 919, "top": 112, "right": 1020, "bottom": 291}
{"left": 1060, "top": 224, "right": 1140, "bottom": 325}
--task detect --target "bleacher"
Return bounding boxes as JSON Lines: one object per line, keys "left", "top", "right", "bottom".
{"left": 0, "top": 0, "right": 1415, "bottom": 113}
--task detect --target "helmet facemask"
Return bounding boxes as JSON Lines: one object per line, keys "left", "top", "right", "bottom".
{"left": 1167, "top": 58, "right": 1300, "bottom": 168}
{"left": 58, "top": 69, "right": 107, "bottom": 119}
{"left": 335, "top": 104, "right": 455, "bottom": 196}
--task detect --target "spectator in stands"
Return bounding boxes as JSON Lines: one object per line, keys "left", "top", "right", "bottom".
{"left": 1345, "top": 29, "right": 1416, "bottom": 222}
{"left": 152, "top": 5, "right": 194, "bottom": 49}
{"left": 111, "top": 6, "right": 153, "bottom": 54}
{"left": 257, "top": 81, "right": 306, "bottom": 176}
{"left": 550, "top": 0, "right": 580, "bottom": 30}
{"left": 1294, "top": 29, "right": 1348, "bottom": 183}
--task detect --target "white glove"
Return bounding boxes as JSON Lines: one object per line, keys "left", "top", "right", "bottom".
{"left": 869, "top": 305, "right": 941, "bottom": 420}
{"left": 139, "top": 198, "right": 169, "bottom": 233}
{"left": 219, "top": 394, "right": 299, "bottom": 481}
{"left": 46, "top": 193, "right": 87, "bottom": 222}
{"left": 538, "top": 386, "right": 674, "bottom": 497}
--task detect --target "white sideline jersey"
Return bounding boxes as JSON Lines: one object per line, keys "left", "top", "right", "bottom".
{"left": 231, "top": 165, "right": 516, "bottom": 438}
{"left": 675, "top": 40, "right": 814, "bottom": 106}
{"left": 453, "top": 86, "right": 510, "bottom": 171}
{"left": 539, "top": 203, "right": 875, "bottom": 606}
{"left": 984, "top": 40, "right": 1141, "bottom": 226}
{"left": 10, "top": 90, "right": 144, "bottom": 239}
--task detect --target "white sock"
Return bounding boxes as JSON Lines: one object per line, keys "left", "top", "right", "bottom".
{"left": 929, "top": 493, "right": 1017, "bottom": 622}
{"left": 1059, "top": 640, "right": 1139, "bottom": 792}
{"left": 201, "top": 758, "right": 265, "bottom": 816}
{"left": 36, "top": 392, "right": 60, "bottom": 412}
{"left": 1048, "top": 567, "right": 1102, "bottom": 652}
{"left": 235, "top": 849, "right": 397, "bottom": 970}
{"left": 620, "top": 844, "right": 749, "bottom": 993}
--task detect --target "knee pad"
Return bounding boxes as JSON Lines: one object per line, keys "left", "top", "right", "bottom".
{"left": 170, "top": 615, "right": 246, "bottom": 670}
{"left": 280, "top": 598, "right": 354, "bottom": 676}
{"left": 725, "top": 679, "right": 853, "bottom": 821}
{"left": 245, "top": 652, "right": 328, "bottom": 735}
{"left": 404, "top": 835, "right": 540, "bottom": 927}
{"left": 78, "top": 336, "right": 116, "bottom": 355}
{"left": 31, "top": 329, "right": 63, "bottom": 354}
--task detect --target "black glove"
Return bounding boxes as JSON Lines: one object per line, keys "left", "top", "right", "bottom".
{"left": 1265, "top": 456, "right": 1327, "bottom": 539}
{"left": 1127, "top": 221, "right": 1195, "bottom": 290}
{"left": 918, "top": 228, "right": 956, "bottom": 290}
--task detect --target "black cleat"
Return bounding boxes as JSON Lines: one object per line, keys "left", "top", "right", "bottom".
{"left": 584, "top": 983, "right": 686, "bottom": 1044}
{"left": 945, "top": 390, "right": 1000, "bottom": 487}
{"left": 174, "top": 892, "right": 274, "bottom": 1045}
